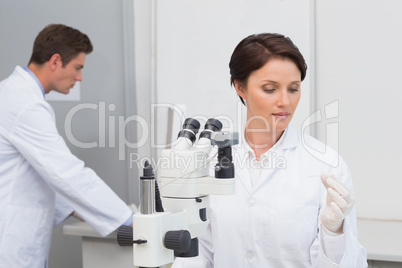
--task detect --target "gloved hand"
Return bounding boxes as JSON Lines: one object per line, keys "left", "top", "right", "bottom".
{"left": 320, "top": 173, "right": 356, "bottom": 234}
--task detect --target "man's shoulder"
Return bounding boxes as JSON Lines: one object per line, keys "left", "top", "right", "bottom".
{"left": 1, "top": 67, "right": 46, "bottom": 105}
{"left": 0, "top": 67, "right": 52, "bottom": 133}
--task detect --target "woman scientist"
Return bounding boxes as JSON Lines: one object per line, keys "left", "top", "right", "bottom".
{"left": 173, "top": 33, "right": 368, "bottom": 267}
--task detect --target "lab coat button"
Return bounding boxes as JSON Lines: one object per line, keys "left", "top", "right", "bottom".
{"left": 246, "top": 250, "right": 254, "bottom": 259}
{"left": 248, "top": 199, "right": 256, "bottom": 206}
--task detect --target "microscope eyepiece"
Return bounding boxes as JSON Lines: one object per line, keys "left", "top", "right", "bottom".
{"left": 177, "top": 130, "right": 197, "bottom": 144}
{"left": 176, "top": 118, "right": 201, "bottom": 145}
{"left": 182, "top": 118, "right": 201, "bottom": 134}
{"left": 204, "top": 118, "right": 223, "bottom": 132}
{"left": 199, "top": 118, "right": 223, "bottom": 140}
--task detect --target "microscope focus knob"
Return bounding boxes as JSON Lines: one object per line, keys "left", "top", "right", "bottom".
{"left": 164, "top": 230, "right": 191, "bottom": 253}
{"left": 117, "top": 226, "right": 133, "bottom": 247}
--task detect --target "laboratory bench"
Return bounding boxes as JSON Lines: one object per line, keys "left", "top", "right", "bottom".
{"left": 63, "top": 218, "right": 402, "bottom": 267}
{"left": 63, "top": 221, "right": 171, "bottom": 268}
{"left": 357, "top": 218, "right": 402, "bottom": 267}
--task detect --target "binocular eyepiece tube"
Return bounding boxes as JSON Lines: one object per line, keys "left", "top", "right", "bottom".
{"left": 176, "top": 118, "right": 201, "bottom": 145}
{"left": 174, "top": 118, "right": 223, "bottom": 150}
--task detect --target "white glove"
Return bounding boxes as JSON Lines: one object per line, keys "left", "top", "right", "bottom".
{"left": 320, "top": 173, "right": 356, "bottom": 234}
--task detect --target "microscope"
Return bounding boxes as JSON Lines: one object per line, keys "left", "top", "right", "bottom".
{"left": 117, "top": 118, "right": 238, "bottom": 267}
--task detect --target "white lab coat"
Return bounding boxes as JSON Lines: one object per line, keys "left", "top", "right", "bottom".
{"left": 173, "top": 126, "right": 368, "bottom": 267}
{"left": 0, "top": 66, "right": 132, "bottom": 268}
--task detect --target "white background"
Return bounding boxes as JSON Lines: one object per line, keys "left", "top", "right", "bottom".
{"left": 155, "top": 0, "right": 313, "bottom": 139}
{"left": 315, "top": 0, "right": 402, "bottom": 221}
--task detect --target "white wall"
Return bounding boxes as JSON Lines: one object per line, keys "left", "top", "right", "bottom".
{"left": 133, "top": 0, "right": 154, "bottom": 163}
{"left": 151, "top": 0, "right": 315, "bottom": 174}
{"left": 315, "top": 0, "right": 402, "bottom": 221}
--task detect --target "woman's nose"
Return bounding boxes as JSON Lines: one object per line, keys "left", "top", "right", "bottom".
{"left": 277, "top": 91, "right": 290, "bottom": 106}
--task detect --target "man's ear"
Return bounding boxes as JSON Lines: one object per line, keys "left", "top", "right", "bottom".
{"left": 234, "top": 80, "right": 246, "bottom": 101}
{"left": 48, "top": 54, "right": 62, "bottom": 71}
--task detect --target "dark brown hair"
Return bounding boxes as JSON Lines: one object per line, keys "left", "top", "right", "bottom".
{"left": 28, "top": 24, "right": 93, "bottom": 67}
{"left": 229, "top": 33, "right": 307, "bottom": 105}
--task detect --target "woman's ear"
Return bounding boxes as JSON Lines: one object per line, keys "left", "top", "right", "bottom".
{"left": 234, "top": 80, "right": 246, "bottom": 101}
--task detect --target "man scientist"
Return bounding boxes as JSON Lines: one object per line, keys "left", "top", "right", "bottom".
{"left": 0, "top": 24, "right": 133, "bottom": 267}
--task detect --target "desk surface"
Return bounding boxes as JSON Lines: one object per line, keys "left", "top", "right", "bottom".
{"left": 63, "top": 221, "right": 118, "bottom": 239}
{"left": 63, "top": 219, "right": 402, "bottom": 262}
{"left": 357, "top": 218, "right": 402, "bottom": 262}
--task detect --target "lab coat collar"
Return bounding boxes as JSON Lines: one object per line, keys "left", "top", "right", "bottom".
{"left": 23, "top": 66, "right": 45, "bottom": 97}
{"left": 240, "top": 124, "right": 299, "bottom": 159}
{"left": 14, "top": 65, "right": 45, "bottom": 100}
{"left": 281, "top": 124, "right": 299, "bottom": 150}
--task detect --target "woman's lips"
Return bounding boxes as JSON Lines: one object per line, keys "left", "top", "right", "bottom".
{"left": 272, "top": 112, "right": 290, "bottom": 119}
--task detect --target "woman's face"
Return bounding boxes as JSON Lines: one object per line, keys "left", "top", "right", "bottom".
{"left": 236, "top": 57, "right": 301, "bottom": 135}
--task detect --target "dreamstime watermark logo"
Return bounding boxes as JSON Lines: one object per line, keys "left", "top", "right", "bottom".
{"left": 63, "top": 101, "right": 340, "bottom": 167}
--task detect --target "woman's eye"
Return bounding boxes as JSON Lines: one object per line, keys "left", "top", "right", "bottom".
{"left": 263, "top": 88, "right": 275, "bottom": 93}
{"left": 289, "top": 88, "right": 299, "bottom": 92}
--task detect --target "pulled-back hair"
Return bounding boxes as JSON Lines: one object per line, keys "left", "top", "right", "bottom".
{"left": 28, "top": 24, "right": 93, "bottom": 67}
{"left": 229, "top": 33, "right": 307, "bottom": 105}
